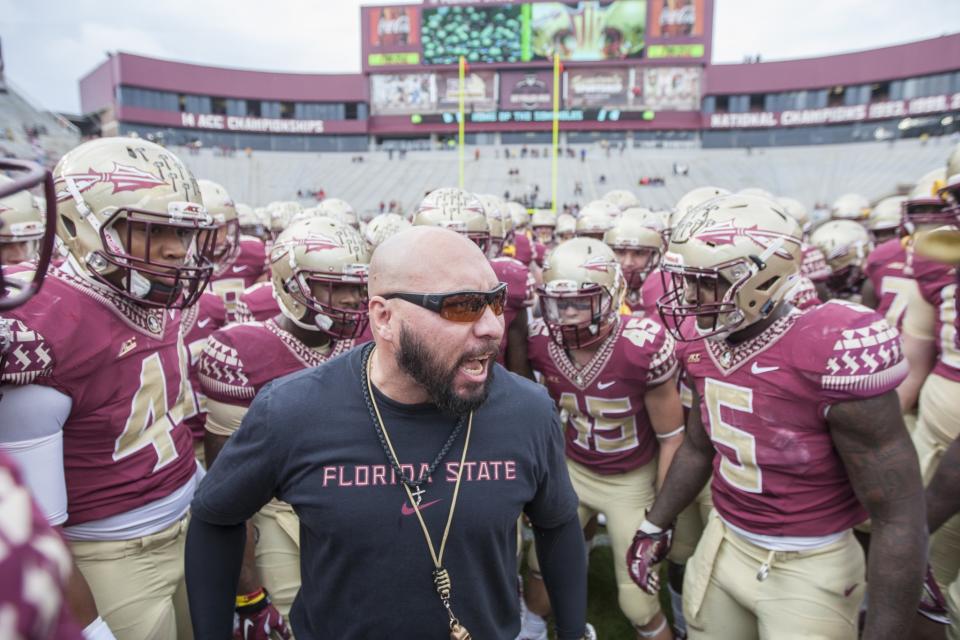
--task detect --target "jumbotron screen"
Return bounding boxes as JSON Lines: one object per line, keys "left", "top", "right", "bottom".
{"left": 362, "top": 0, "right": 712, "bottom": 70}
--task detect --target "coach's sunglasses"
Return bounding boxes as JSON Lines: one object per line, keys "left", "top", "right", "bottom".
{"left": 383, "top": 282, "right": 507, "bottom": 322}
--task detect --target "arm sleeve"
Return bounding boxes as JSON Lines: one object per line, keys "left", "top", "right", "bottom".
{"left": 204, "top": 398, "right": 249, "bottom": 437}
{"left": 523, "top": 402, "right": 579, "bottom": 529}
{"left": 185, "top": 517, "right": 246, "bottom": 639}
{"left": 902, "top": 296, "right": 936, "bottom": 340}
{"left": 0, "top": 385, "right": 71, "bottom": 524}
{"left": 533, "top": 514, "right": 587, "bottom": 640}
{"left": 191, "top": 383, "right": 284, "bottom": 526}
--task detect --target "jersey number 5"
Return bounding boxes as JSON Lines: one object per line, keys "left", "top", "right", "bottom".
{"left": 704, "top": 378, "right": 762, "bottom": 494}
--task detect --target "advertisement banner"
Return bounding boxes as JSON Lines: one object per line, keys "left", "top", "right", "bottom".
{"left": 639, "top": 66, "right": 701, "bottom": 111}
{"left": 499, "top": 71, "right": 554, "bottom": 110}
{"left": 649, "top": 0, "right": 704, "bottom": 37}
{"left": 364, "top": 6, "right": 422, "bottom": 68}
{"left": 422, "top": 5, "right": 524, "bottom": 65}
{"left": 436, "top": 71, "right": 499, "bottom": 110}
{"left": 179, "top": 113, "right": 324, "bottom": 134}
{"left": 370, "top": 74, "right": 437, "bottom": 115}
{"left": 565, "top": 68, "right": 630, "bottom": 107}
{"left": 529, "top": 1, "right": 646, "bottom": 62}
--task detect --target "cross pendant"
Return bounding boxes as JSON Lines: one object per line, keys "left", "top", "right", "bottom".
{"left": 410, "top": 485, "right": 425, "bottom": 507}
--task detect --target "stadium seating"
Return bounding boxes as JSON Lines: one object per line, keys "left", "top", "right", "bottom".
{"left": 181, "top": 137, "right": 956, "bottom": 215}
{"left": 0, "top": 83, "right": 81, "bottom": 166}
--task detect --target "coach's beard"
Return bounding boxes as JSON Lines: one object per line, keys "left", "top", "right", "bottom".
{"left": 396, "top": 322, "right": 498, "bottom": 416}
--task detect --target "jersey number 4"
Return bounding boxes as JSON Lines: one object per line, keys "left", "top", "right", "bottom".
{"left": 113, "top": 341, "right": 197, "bottom": 471}
{"left": 704, "top": 378, "right": 763, "bottom": 494}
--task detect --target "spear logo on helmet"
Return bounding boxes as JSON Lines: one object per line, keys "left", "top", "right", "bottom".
{"left": 55, "top": 163, "right": 167, "bottom": 202}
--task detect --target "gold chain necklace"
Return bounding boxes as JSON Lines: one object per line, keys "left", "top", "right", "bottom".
{"left": 365, "top": 349, "right": 474, "bottom": 640}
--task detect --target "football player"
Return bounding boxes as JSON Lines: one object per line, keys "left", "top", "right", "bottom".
{"left": 896, "top": 145, "right": 960, "bottom": 607}
{"left": 0, "top": 137, "right": 218, "bottom": 639}
{"left": 556, "top": 213, "right": 577, "bottom": 243}
{"left": 199, "top": 216, "right": 371, "bottom": 635}
{"left": 809, "top": 219, "right": 873, "bottom": 302}
{"left": 575, "top": 200, "right": 620, "bottom": 240}
{"left": 831, "top": 192, "right": 871, "bottom": 221}
{"left": 0, "top": 174, "right": 46, "bottom": 267}
{"left": 604, "top": 189, "right": 641, "bottom": 211}
{"left": 604, "top": 208, "right": 666, "bottom": 318}
{"left": 202, "top": 180, "right": 267, "bottom": 321}
{"left": 521, "top": 238, "right": 684, "bottom": 640}
{"left": 777, "top": 196, "right": 832, "bottom": 302}
{"left": 865, "top": 195, "right": 907, "bottom": 246}
{"left": 627, "top": 194, "right": 926, "bottom": 639}
{"left": 530, "top": 209, "right": 558, "bottom": 248}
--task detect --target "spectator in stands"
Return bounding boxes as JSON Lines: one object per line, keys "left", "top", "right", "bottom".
{"left": 580, "top": 148, "right": 586, "bottom": 163}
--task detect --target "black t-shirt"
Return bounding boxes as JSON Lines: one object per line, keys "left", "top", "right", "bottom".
{"left": 192, "top": 345, "right": 578, "bottom": 639}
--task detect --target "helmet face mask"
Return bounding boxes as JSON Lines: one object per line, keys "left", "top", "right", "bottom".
{"left": 658, "top": 257, "right": 755, "bottom": 342}
{"left": 284, "top": 269, "right": 369, "bottom": 339}
{"left": 901, "top": 197, "right": 958, "bottom": 235}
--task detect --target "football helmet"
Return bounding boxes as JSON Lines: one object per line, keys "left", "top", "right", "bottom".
{"left": 910, "top": 167, "right": 947, "bottom": 200}
{"left": 289, "top": 206, "right": 328, "bottom": 225}
{"left": 603, "top": 189, "right": 640, "bottom": 211}
{"left": 270, "top": 216, "right": 370, "bottom": 339}
{"left": 913, "top": 225, "right": 960, "bottom": 265}
{"left": 364, "top": 213, "right": 411, "bottom": 250}
{"left": 556, "top": 213, "right": 576, "bottom": 241}
{"left": 318, "top": 198, "right": 359, "bottom": 229}
{"left": 737, "top": 187, "right": 776, "bottom": 201}
{"left": 604, "top": 210, "right": 664, "bottom": 289}
{"left": 236, "top": 203, "right": 267, "bottom": 239}
{"left": 830, "top": 193, "right": 870, "bottom": 221}
{"left": 531, "top": 209, "right": 557, "bottom": 245}
{"left": 538, "top": 237, "right": 625, "bottom": 350}
{"left": 809, "top": 220, "right": 873, "bottom": 295}
{"left": 658, "top": 194, "right": 802, "bottom": 342}
{"left": 413, "top": 187, "right": 490, "bottom": 251}
{"left": 54, "top": 137, "right": 215, "bottom": 309}
{"left": 477, "top": 194, "right": 514, "bottom": 256}
{"left": 267, "top": 201, "right": 302, "bottom": 240}
{"left": 0, "top": 174, "right": 45, "bottom": 265}
{"left": 776, "top": 197, "right": 810, "bottom": 234}
{"left": 507, "top": 201, "right": 529, "bottom": 229}
{"left": 576, "top": 200, "right": 620, "bottom": 239}
{"left": 669, "top": 186, "right": 731, "bottom": 240}
{"left": 198, "top": 179, "right": 240, "bottom": 276}
{"left": 939, "top": 144, "right": 960, "bottom": 212}
{"left": 0, "top": 159, "right": 56, "bottom": 310}
{"left": 866, "top": 195, "right": 906, "bottom": 242}
{"left": 901, "top": 196, "right": 957, "bottom": 235}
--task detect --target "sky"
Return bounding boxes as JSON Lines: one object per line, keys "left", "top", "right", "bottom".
{"left": 0, "top": 0, "right": 957, "bottom": 114}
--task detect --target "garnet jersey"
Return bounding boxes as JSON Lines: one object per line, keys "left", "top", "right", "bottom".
{"left": 514, "top": 232, "right": 547, "bottom": 268}
{"left": 864, "top": 238, "right": 921, "bottom": 330}
{"left": 490, "top": 256, "right": 535, "bottom": 363}
{"left": 527, "top": 314, "right": 678, "bottom": 475}
{"left": 199, "top": 319, "right": 363, "bottom": 407}
{"left": 910, "top": 255, "right": 960, "bottom": 383}
{"left": 800, "top": 242, "right": 831, "bottom": 282}
{"left": 234, "top": 281, "right": 279, "bottom": 324}
{"left": 678, "top": 300, "right": 908, "bottom": 537}
{"left": 785, "top": 275, "right": 822, "bottom": 311}
{"left": 625, "top": 269, "right": 668, "bottom": 317}
{"left": 181, "top": 291, "right": 228, "bottom": 441}
{"left": 0, "top": 268, "right": 197, "bottom": 526}
{"left": 210, "top": 235, "right": 267, "bottom": 319}
{"left": 0, "top": 452, "right": 83, "bottom": 640}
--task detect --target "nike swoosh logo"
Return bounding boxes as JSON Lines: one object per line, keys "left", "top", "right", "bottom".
{"left": 597, "top": 381, "right": 615, "bottom": 390}
{"left": 401, "top": 499, "right": 442, "bottom": 516}
{"left": 243, "top": 618, "right": 255, "bottom": 638}
{"left": 232, "top": 265, "right": 247, "bottom": 273}
{"left": 750, "top": 363, "right": 779, "bottom": 375}
{"left": 843, "top": 583, "right": 858, "bottom": 597}
{"left": 197, "top": 318, "right": 210, "bottom": 328}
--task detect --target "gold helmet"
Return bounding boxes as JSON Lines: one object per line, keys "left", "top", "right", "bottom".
{"left": 54, "top": 137, "right": 215, "bottom": 308}
{"left": 270, "top": 216, "right": 370, "bottom": 339}
{"left": 737, "top": 187, "right": 776, "bottom": 201}
{"left": 531, "top": 209, "right": 557, "bottom": 245}
{"left": 913, "top": 225, "right": 960, "bottom": 265}
{"left": 506, "top": 201, "right": 529, "bottom": 229}
{"left": 910, "top": 167, "right": 947, "bottom": 200}
{"left": 0, "top": 159, "right": 56, "bottom": 310}
{"left": 830, "top": 193, "right": 870, "bottom": 221}
{"left": 938, "top": 145, "right": 960, "bottom": 214}
{"left": 604, "top": 209, "right": 664, "bottom": 288}
{"left": 290, "top": 206, "right": 329, "bottom": 226}
{"left": 235, "top": 202, "right": 266, "bottom": 237}
{"left": 477, "top": 194, "right": 514, "bottom": 256}
{"left": 0, "top": 174, "right": 45, "bottom": 264}
{"left": 866, "top": 195, "right": 907, "bottom": 239}
{"left": 809, "top": 220, "right": 873, "bottom": 295}
{"left": 413, "top": 188, "right": 490, "bottom": 251}
{"left": 660, "top": 194, "right": 802, "bottom": 341}
{"left": 603, "top": 189, "right": 640, "bottom": 211}
{"left": 670, "top": 186, "right": 731, "bottom": 235}
{"left": 318, "top": 198, "right": 359, "bottom": 229}
{"left": 538, "top": 237, "right": 625, "bottom": 349}
{"left": 267, "top": 201, "right": 302, "bottom": 239}
{"left": 198, "top": 179, "right": 240, "bottom": 276}
{"left": 364, "top": 213, "right": 411, "bottom": 250}
{"left": 576, "top": 200, "right": 620, "bottom": 239}
{"left": 556, "top": 213, "right": 576, "bottom": 241}
{"left": 776, "top": 197, "right": 810, "bottom": 234}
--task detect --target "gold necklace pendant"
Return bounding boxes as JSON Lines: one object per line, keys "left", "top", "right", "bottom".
{"left": 449, "top": 623, "right": 472, "bottom": 639}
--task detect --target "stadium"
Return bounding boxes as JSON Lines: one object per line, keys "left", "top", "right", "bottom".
{"left": 1, "top": 1, "right": 960, "bottom": 639}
